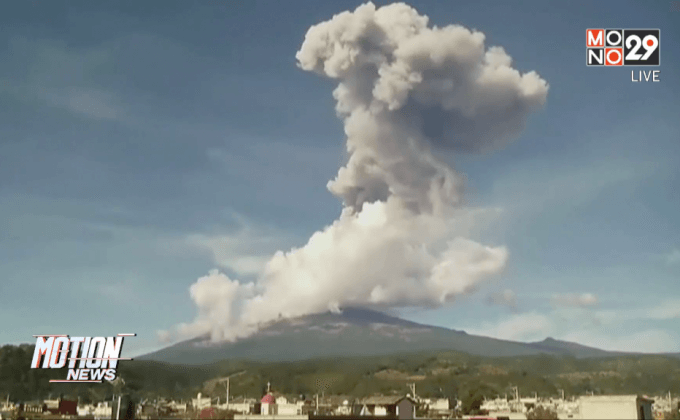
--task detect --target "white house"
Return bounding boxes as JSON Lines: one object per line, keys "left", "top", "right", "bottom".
{"left": 224, "top": 398, "right": 255, "bottom": 414}
{"left": 359, "top": 396, "right": 416, "bottom": 419}
{"left": 77, "top": 404, "right": 95, "bottom": 416}
{"left": 193, "top": 393, "right": 212, "bottom": 410}
{"left": 335, "top": 400, "right": 352, "bottom": 415}
{"left": 276, "top": 397, "right": 299, "bottom": 415}
{"left": 427, "top": 398, "right": 450, "bottom": 411}
{"left": 167, "top": 400, "right": 188, "bottom": 412}
{"left": 93, "top": 401, "right": 113, "bottom": 418}
{"left": 481, "top": 398, "right": 510, "bottom": 412}
{"left": 578, "top": 395, "right": 654, "bottom": 420}
{"left": 44, "top": 399, "right": 59, "bottom": 411}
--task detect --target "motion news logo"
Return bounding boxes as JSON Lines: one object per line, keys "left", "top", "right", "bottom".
{"left": 31, "top": 334, "right": 135, "bottom": 383}
{"left": 586, "top": 29, "right": 660, "bottom": 66}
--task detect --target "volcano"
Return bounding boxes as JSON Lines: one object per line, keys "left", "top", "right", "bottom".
{"left": 139, "top": 308, "right": 623, "bottom": 364}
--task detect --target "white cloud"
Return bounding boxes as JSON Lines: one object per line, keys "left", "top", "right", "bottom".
{"left": 2, "top": 37, "right": 123, "bottom": 120}
{"left": 79, "top": 275, "right": 143, "bottom": 305}
{"left": 486, "top": 289, "right": 517, "bottom": 310}
{"left": 664, "top": 248, "right": 680, "bottom": 266}
{"left": 464, "top": 312, "right": 553, "bottom": 341}
{"left": 42, "top": 88, "right": 120, "bottom": 120}
{"left": 184, "top": 222, "right": 292, "bottom": 278}
{"left": 461, "top": 301, "right": 680, "bottom": 352}
{"left": 647, "top": 298, "right": 680, "bottom": 320}
{"left": 489, "top": 157, "right": 657, "bottom": 224}
{"left": 551, "top": 292, "right": 598, "bottom": 308}
{"left": 593, "top": 298, "right": 680, "bottom": 325}
{"left": 562, "top": 329, "right": 680, "bottom": 353}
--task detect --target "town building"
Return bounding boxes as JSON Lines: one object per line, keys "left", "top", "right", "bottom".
{"left": 93, "top": 401, "right": 114, "bottom": 418}
{"left": 359, "top": 396, "right": 416, "bottom": 419}
{"left": 220, "top": 397, "right": 256, "bottom": 414}
{"left": 44, "top": 398, "right": 59, "bottom": 412}
{"left": 577, "top": 395, "right": 654, "bottom": 420}
{"left": 193, "top": 392, "right": 212, "bottom": 410}
{"left": 53, "top": 399, "right": 78, "bottom": 415}
{"left": 261, "top": 393, "right": 276, "bottom": 415}
{"left": 276, "top": 395, "right": 300, "bottom": 415}
{"left": 21, "top": 401, "right": 45, "bottom": 414}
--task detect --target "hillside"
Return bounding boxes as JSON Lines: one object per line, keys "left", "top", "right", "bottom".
{"left": 3, "top": 344, "right": 680, "bottom": 403}
{"left": 140, "top": 308, "right": 618, "bottom": 364}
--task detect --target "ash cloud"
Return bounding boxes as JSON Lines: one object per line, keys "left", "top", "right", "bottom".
{"left": 160, "top": 2, "right": 548, "bottom": 343}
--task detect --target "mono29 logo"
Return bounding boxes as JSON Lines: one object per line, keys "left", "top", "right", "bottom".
{"left": 586, "top": 29, "right": 660, "bottom": 66}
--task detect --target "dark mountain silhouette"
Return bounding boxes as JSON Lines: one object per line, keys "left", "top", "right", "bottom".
{"left": 138, "top": 307, "right": 657, "bottom": 364}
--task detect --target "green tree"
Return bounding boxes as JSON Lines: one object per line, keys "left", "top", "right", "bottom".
{"left": 460, "top": 390, "right": 484, "bottom": 415}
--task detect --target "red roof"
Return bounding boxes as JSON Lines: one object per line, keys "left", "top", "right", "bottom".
{"left": 200, "top": 407, "right": 216, "bottom": 418}
{"left": 261, "top": 394, "right": 275, "bottom": 404}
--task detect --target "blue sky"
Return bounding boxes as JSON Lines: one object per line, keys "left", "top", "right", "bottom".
{"left": 1, "top": 1, "right": 678, "bottom": 357}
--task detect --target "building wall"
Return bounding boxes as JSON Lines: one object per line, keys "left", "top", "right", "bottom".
{"left": 638, "top": 401, "right": 653, "bottom": 420}
{"left": 396, "top": 399, "right": 414, "bottom": 420}
{"left": 230, "top": 402, "right": 252, "bottom": 414}
{"left": 262, "top": 403, "right": 274, "bottom": 415}
{"left": 335, "top": 405, "right": 351, "bottom": 415}
{"left": 579, "top": 397, "right": 647, "bottom": 420}
{"left": 278, "top": 404, "right": 299, "bottom": 415}
{"left": 429, "top": 399, "right": 449, "bottom": 411}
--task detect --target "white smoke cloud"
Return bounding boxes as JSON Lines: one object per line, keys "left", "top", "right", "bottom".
{"left": 161, "top": 2, "right": 548, "bottom": 343}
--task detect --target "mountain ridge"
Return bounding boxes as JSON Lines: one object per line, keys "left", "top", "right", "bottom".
{"left": 139, "top": 307, "right": 662, "bottom": 364}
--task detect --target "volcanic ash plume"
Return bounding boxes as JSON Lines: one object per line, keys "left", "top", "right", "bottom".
{"left": 162, "top": 2, "right": 548, "bottom": 343}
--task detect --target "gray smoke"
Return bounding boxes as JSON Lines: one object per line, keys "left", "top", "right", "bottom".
{"left": 160, "top": 2, "right": 548, "bottom": 343}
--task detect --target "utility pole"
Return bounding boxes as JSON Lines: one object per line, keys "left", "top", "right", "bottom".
{"left": 116, "top": 395, "right": 121, "bottom": 420}
{"left": 216, "top": 370, "right": 245, "bottom": 410}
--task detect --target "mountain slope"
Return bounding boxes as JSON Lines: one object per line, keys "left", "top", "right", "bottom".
{"left": 140, "top": 308, "right": 621, "bottom": 364}
{"left": 525, "top": 337, "right": 621, "bottom": 359}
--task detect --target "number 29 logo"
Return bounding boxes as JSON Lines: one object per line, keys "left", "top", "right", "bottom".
{"left": 622, "top": 29, "right": 660, "bottom": 65}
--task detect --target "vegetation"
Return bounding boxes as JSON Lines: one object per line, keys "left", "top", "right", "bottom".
{"left": 2, "top": 343, "right": 680, "bottom": 405}
{"left": 663, "top": 403, "right": 680, "bottom": 420}
{"left": 527, "top": 406, "right": 559, "bottom": 420}
{"left": 459, "top": 387, "right": 485, "bottom": 415}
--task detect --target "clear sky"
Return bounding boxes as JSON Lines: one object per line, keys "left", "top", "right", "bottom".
{"left": 1, "top": 1, "right": 678, "bottom": 357}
